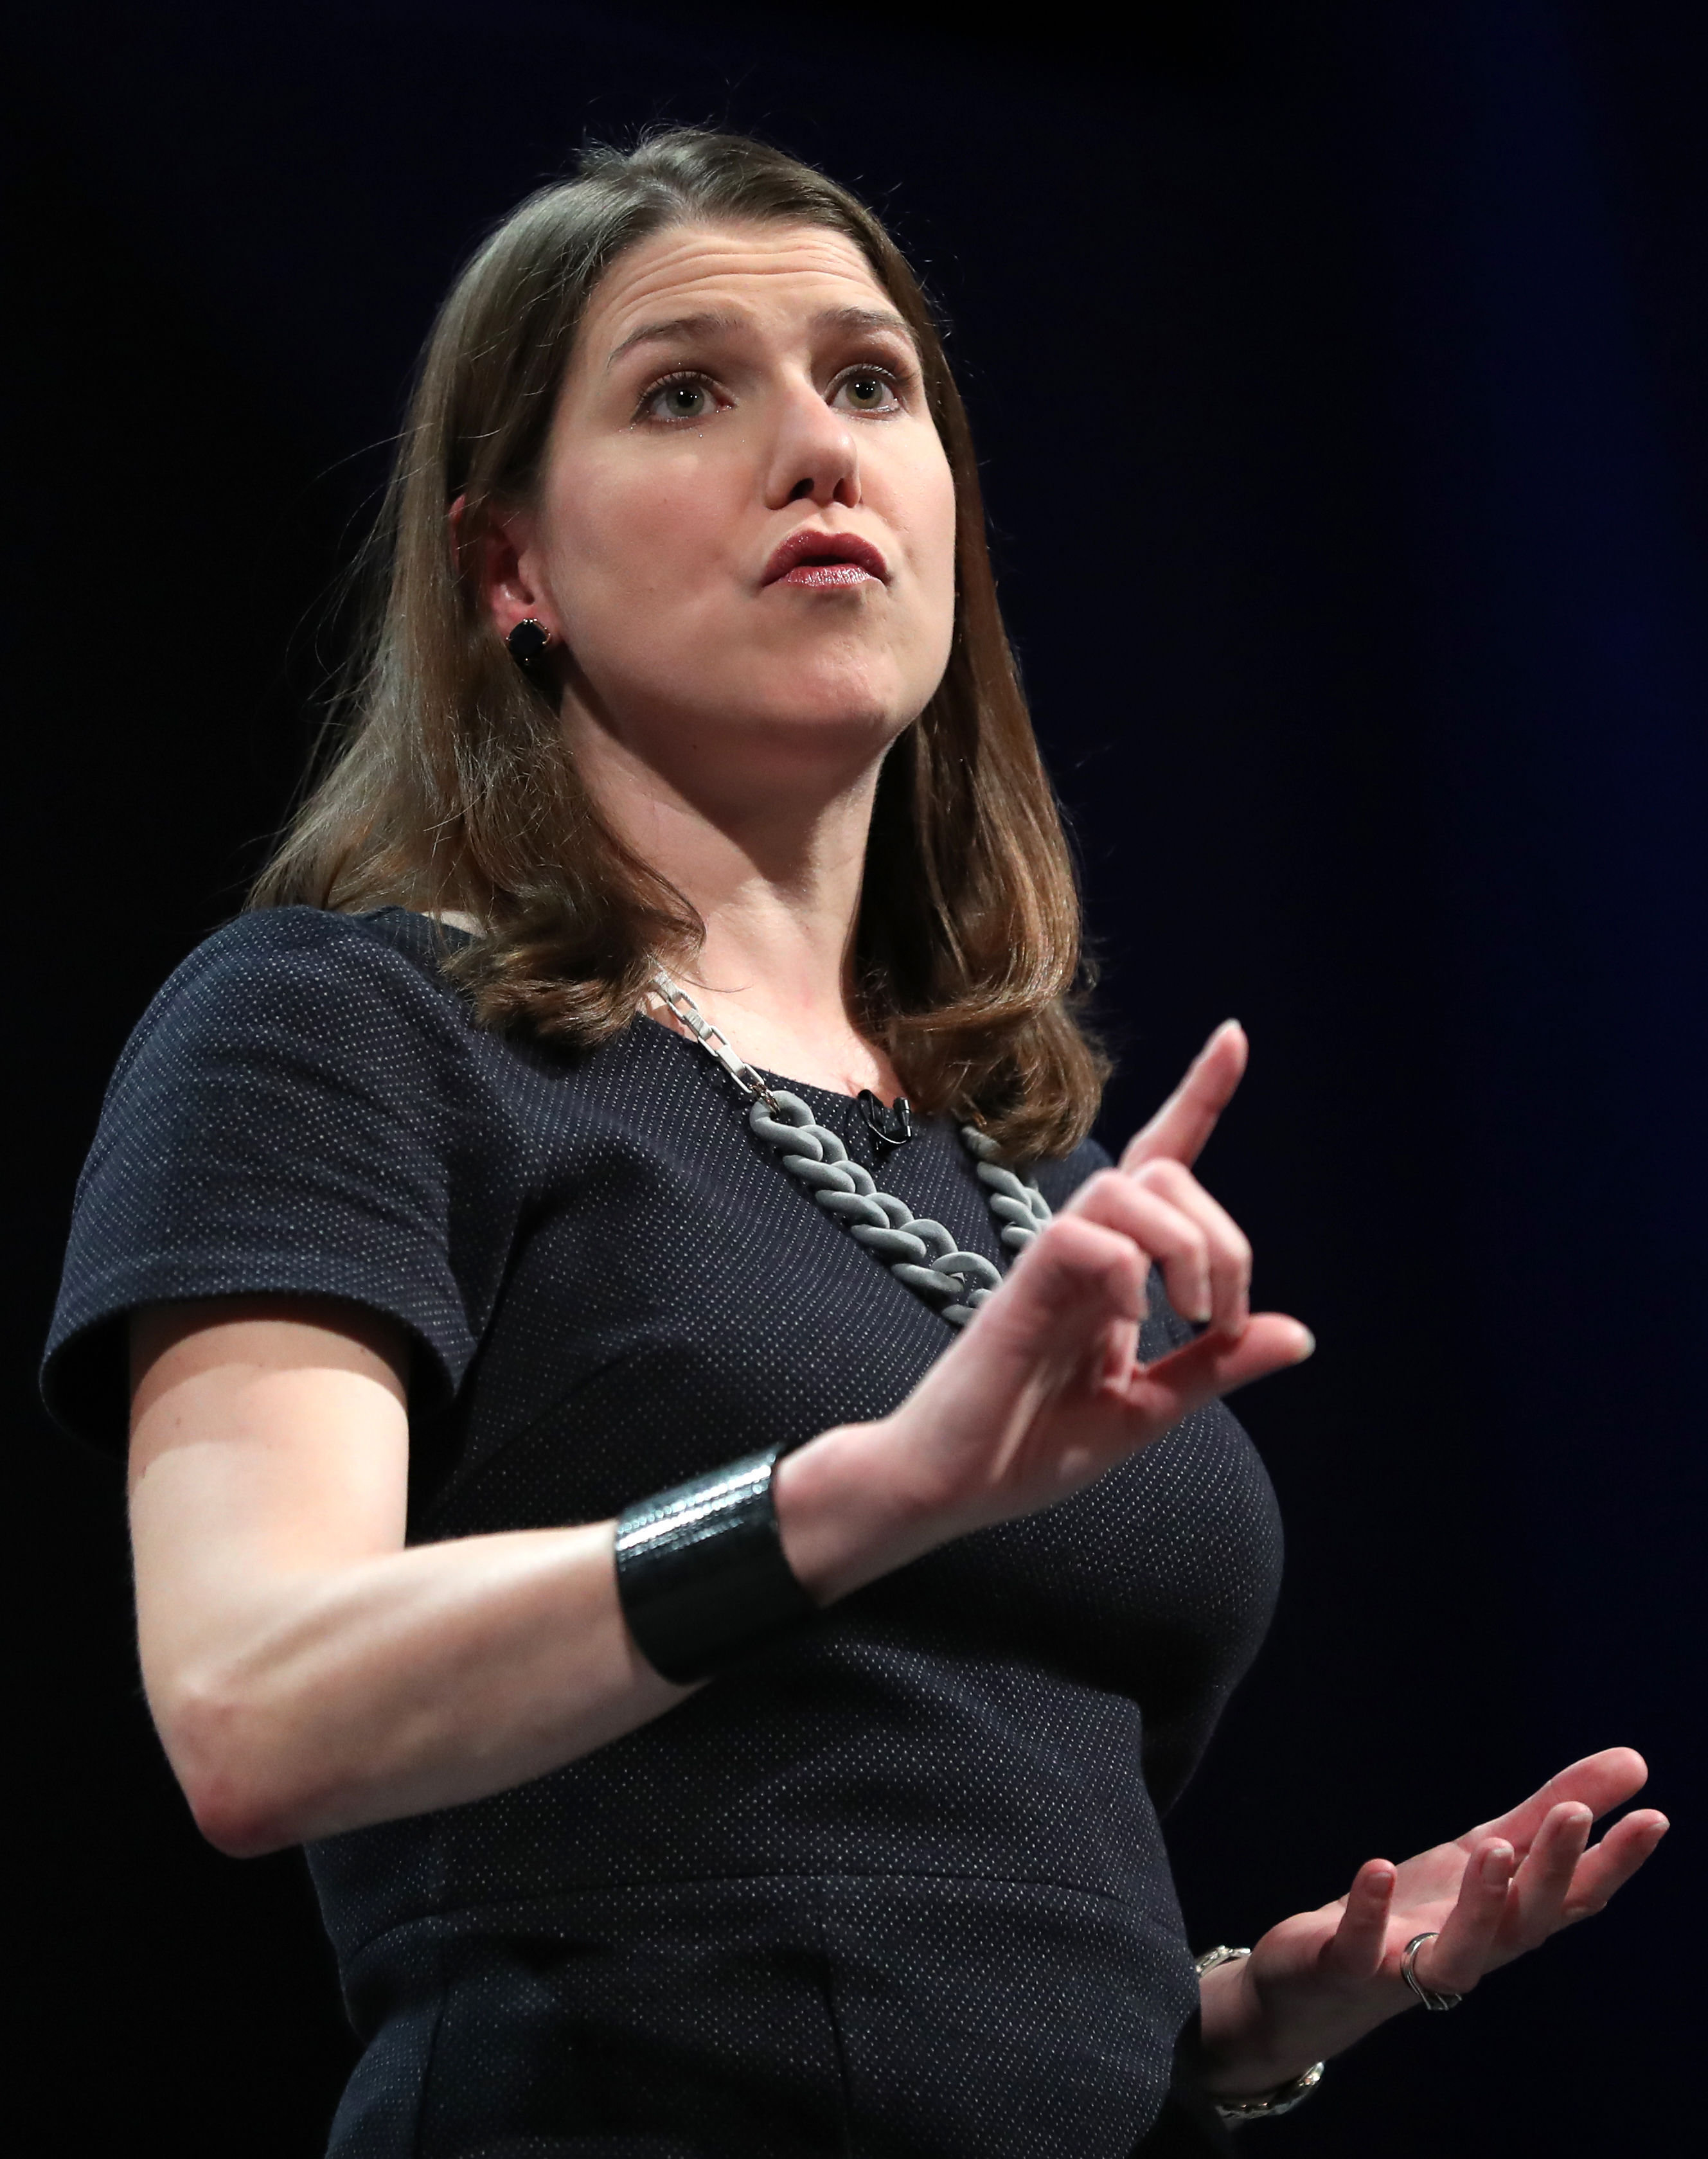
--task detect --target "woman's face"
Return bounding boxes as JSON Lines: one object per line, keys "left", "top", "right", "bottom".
{"left": 501, "top": 220, "right": 958, "bottom": 794}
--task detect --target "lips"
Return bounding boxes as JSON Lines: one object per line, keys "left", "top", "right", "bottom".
{"left": 761, "top": 528, "right": 889, "bottom": 589}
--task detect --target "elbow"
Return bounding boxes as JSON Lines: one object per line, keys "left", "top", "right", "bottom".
{"left": 188, "top": 1780, "right": 299, "bottom": 1861}
{"left": 156, "top": 1671, "right": 310, "bottom": 1859}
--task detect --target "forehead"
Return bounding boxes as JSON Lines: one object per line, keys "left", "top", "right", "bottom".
{"left": 579, "top": 221, "right": 898, "bottom": 359}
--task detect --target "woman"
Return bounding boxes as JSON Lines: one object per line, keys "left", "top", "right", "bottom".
{"left": 45, "top": 130, "right": 1664, "bottom": 2156}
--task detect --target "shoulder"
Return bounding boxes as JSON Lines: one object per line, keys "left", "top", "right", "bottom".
{"left": 131, "top": 904, "right": 468, "bottom": 1033}
{"left": 69, "top": 903, "right": 495, "bottom": 1293}
{"left": 46, "top": 909, "right": 490, "bottom": 1447}
{"left": 105, "top": 907, "right": 478, "bottom": 1098}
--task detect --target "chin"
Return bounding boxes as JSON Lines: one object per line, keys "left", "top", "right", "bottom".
{"left": 742, "top": 653, "right": 931, "bottom": 742}
{"left": 741, "top": 695, "right": 914, "bottom": 766}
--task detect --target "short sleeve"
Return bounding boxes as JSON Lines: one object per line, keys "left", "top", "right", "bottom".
{"left": 42, "top": 909, "right": 484, "bottom": 1450}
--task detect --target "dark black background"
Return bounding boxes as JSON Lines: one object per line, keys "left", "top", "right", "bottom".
{"left": 7, "top": 3, "right": 1703, "bottom": 2152}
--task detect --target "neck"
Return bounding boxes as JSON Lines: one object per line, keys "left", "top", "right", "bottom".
{"left": 565, "top": 703, "right": 905, "bottom": 1099}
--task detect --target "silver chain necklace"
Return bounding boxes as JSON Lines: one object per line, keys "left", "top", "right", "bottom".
{"left": 651, "top": 970, "right": 1052, "bottom": 1328}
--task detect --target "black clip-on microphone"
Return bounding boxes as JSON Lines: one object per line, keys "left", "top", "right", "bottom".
{"left": 857, "top": 1090, "right": 914, "bottom": 1153}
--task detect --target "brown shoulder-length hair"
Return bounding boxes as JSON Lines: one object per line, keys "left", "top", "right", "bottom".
{"left": 252, "top": 128, "right": 1107, "bottom": 1159}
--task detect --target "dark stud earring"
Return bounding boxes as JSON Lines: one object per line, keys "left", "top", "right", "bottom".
{"left": 506, "top": 617, "right": 551, "bottom": 667}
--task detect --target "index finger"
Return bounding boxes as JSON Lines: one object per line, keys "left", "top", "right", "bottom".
{"left": 1119, "top": 1021, "right": 1248, "bottom": 1173}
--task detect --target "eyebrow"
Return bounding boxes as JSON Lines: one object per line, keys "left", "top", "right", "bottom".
{"left": 605, "top": 304, "right": 917, "bottom": 371}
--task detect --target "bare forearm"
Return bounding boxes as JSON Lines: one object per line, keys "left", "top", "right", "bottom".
{"left": 147, "top": 1417, "right": 918, "bottom": 1855}
{"left": 127, "top": 1157, "right": 1310, "bottom": 1860}
{"left": 147, "top": 1518, "right": 690, "bottom": 1852}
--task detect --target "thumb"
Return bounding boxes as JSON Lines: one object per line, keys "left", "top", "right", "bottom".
{"left": 1127, "top": 1311, "right": 1314, "bottom": 1426}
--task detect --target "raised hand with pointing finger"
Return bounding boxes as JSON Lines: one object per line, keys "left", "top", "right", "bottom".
{"left": 774, "top": 1018, "right": 1310, "bottom": 1595}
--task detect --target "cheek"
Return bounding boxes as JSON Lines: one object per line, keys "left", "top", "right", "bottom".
{"left": 540, "top": 448, "right": 738, "bottom": 622}
{"left": 905, "top": 454, "right": 959, "bottom": 650}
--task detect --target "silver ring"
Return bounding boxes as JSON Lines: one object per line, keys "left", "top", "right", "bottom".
{"left": 1401, "top": 1931, "right": 1464, "bottom": 2012}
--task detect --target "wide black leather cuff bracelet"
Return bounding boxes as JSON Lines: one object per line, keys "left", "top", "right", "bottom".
{"left": 613, "top": 1446, "right": 818, "bottom": 1685}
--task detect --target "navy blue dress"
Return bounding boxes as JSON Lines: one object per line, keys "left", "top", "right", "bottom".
{"left": 44, "top": 907, "right": 1281, "bottom": 2159}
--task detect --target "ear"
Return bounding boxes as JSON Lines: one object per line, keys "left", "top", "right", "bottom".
{"left": 456, "top": 498, "right": 562, "bottom": 646}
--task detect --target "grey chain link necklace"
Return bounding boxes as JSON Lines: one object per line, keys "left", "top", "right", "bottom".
{"left": 651, "top": 970, "right": 1052, "bottom": 1328}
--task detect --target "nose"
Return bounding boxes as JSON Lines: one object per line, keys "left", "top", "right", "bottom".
{"left": 763, "top": 378, "right": 861, "bottom": 511}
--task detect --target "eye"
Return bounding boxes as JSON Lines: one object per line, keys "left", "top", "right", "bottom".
{"left": 832, "top": 367, "right": 903, "bottom": 416}
{"left": 641, "top": 373, "right": 722, "bottom": 425}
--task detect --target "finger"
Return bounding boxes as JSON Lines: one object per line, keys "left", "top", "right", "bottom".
{"left": 1561, "top": 1809, "right": 1670, "bottom": 1922}
{"left": 921, "top": 1215, "right": 1154, "bottom": 1468}
{"left": 934, "top": 1213, "right": 1152, "bottom": 1419}
{"left": 1422, "top": 1837, "right": 1515, "bottom": 1993}
{"left": 1126, "top": 1311, "right": 1315, "bottom": 1428}
{"left": 1323, "top": 1859, "right": 1395, "bottom": 1981}
{"left": 1506, "top": 1803, "right": 1594, "bottom": 1950}
{"left": 1119, "top": 1021, "right": 1248, "bottom": 1173}
{"left": 1067, "top": 1169, "right": 1216, "bottom": 1325}
{"left": 1128, "top": 1157, "right": 1252, "bottom": 1335}
{"left": 1477, "top": 1748, "right": 1650, "bottom": 1854}
{"left": 996, "top": 1212, "right": 1150, "bottom": 1327}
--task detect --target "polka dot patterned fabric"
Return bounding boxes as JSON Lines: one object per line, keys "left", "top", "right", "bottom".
{"left": 44, "top": 907, "right": 1282, "bottom": 2158}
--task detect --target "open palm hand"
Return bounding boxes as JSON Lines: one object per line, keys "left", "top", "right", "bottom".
{"left": 1200, "top": 1749, "right": 1669, "bottom": 2098}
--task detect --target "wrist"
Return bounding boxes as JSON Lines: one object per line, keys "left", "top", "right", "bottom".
{"left": 772, "top": 1416, "right": 944, "bottom": 1603}
{"left": 1195, "top": 1954, "right": 1324, "bottom": 2099}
